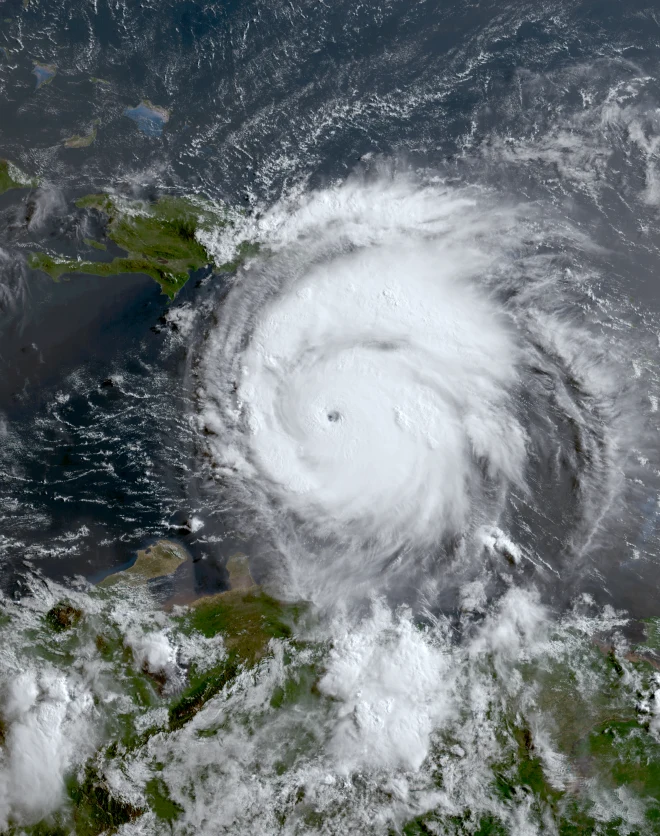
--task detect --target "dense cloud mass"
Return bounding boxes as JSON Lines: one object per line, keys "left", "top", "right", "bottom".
{"left": 0, "top": 663, "right": 96, "bottom": 830}
{"left": 198, "top": 174, "right": 628, "bottom": 604}
{"left": 204, "top": 179, "right": 525, "bottom": 542}
{"left": 4, "top": 0, "right": 660, "bottom": 831}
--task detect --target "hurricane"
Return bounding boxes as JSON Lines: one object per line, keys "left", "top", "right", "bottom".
{"left": 196, "top": 171, "right": 630, "bottom": 606}
{"left": 3, "top": 0, "right": 660, "bottom": 834}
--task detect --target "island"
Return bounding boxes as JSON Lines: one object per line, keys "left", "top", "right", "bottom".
{"left": 29, "top": 192, "right": 259, "bottom": 297}
{"left": 33, "top": 62, "right": 56, "bottom": 88}
{"left": 63, "top": 121, "right": 98, "bottom": 148}
{"left": 124, "top": 100, "right": 170, "bottom": 137}
{"left": 0, "top": 159, "right": 38, "bottom": 195}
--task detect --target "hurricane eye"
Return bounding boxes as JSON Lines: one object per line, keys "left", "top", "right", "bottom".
{"left": 327, "top": 410, "right": 341, "bottom": 423}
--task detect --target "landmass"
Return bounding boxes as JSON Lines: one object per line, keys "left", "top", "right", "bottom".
{"left": 0, "top": 159, "right": 38, "bottom": 194}
{"left": 33, "top": 62, "right": 56, "bottom": 88}
{"left": 9, "top": 548, "right": 660, "bottom": 833}
{"left": 83, "top": 237, "right": 106, "bottom": 250}
{"left": 58, "top": 552, "right": 306, "bottom": 835}
{"left": 124, "top": 100, "right": 170, "bottom": 137}
{"left": 96, "top": 546, "right": 305, "bottom": 735}
{"left": 45, "top": 601, "right": 83, "bottom": 631}
{"left": 169, "top": 553, "right": 305, "bottom": 729}
{"left": 98, "top": 540, "right": 189, "bottom": 588}
{"left": 28, "top": 192, "right": 259, "bottom": 297}
{"left": 64, "top": 121, "right": 98, "bottom": 148}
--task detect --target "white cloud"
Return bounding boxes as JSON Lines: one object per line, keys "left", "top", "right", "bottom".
{"left": 0, "top": 668, "right": 96, "bottom": 830}
{"left": 319, "top": 601, "right": 455, "bottom": 772}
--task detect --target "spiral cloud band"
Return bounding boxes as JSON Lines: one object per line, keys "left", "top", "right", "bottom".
{"left": 198, "top": 177, "right": 545, "bottom": 578}
{"left": 232, "top": 244, "right": 524, "bottom": 543}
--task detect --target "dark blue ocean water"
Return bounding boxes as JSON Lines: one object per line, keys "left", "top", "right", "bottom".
{"left": 2, "top": 0, "right": 660, "bottom": 616}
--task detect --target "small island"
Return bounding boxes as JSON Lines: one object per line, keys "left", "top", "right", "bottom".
{"left": 124, "top": 100, "right": 170, "bottom": 137}
{"left": 33, "top": 62, "right": 56, "bottom": 88}
{"left": 29, "top": 192, "right": 259, "bottom": 297}
{"left": 63, "top": 121, "right": 98, "bottom": 148}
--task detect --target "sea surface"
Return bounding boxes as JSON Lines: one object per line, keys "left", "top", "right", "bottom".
{"left": 3, "top": 1, "right": 660, "bottom": 833}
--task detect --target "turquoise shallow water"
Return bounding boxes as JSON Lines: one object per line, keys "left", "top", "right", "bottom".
{"left": 32, "top": 64, "right": 55, "bottom": 89}
{"left": 124, "top": 102, "right": 168, "bottom": 137}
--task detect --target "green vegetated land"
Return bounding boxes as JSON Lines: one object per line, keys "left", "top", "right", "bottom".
{"left": 400, "top": 623, "right": 660, "bottom": 836}
{"left": 0, "top": 158, "right": 38, "bottom": 194}
{"left": 9, "top": 553, "right": 308, "bottom": 836}
{"left": 87, "top": 555, "right": 305, "bottom": 834}
{"left": 9, "top": 577, "right": 660, "bottom": 834}
{"left": 169, "top": 554, "right": 306, "bottom": 731}
{"left": 29, "top": 192, "right": 259, "bottom": 298}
